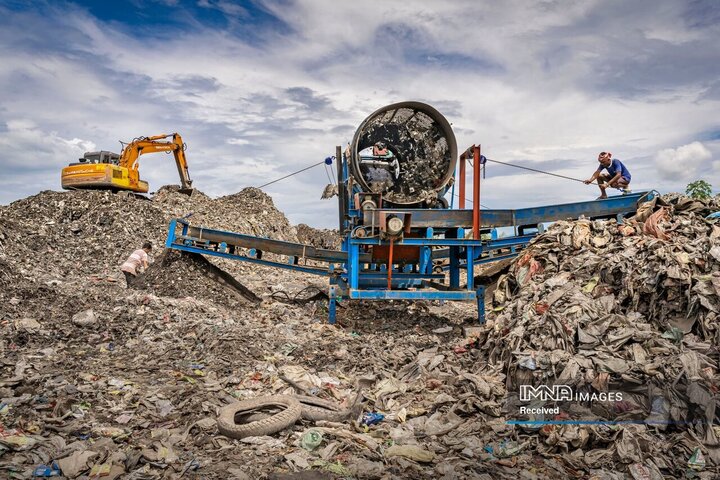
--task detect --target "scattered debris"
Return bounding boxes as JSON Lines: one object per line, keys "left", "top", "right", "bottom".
{"left": 0, "top": 187, "right": 718, "bottom": 478}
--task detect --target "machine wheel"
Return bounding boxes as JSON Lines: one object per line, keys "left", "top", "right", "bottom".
{"left": 217, "top": 395, "right": 301, "bottom": 439}
{"left": 436, "top": 196, "right": 449, "bottom": 209}
{"left": 296, "top": 395, "right": 354, "bottom": 422}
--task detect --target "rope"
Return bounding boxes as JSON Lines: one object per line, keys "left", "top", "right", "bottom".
{"left": 484, "top": 157, "right": 594, "bottom": 185}
{"left": 256, "top": 160, "right": 325, "bottom": 189}
{"left": 254, "top": 154, "right": 601, "bottom": 197}
{"left": 482, "top": 156, "right": 639, "bottom": 191}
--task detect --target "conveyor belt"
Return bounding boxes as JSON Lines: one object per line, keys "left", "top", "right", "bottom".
{"left": 367, "top": 191, "right": 653, "bottom": 229}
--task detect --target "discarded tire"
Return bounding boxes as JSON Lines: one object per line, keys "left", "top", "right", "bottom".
{"left": 296, "top": 395, "right": 352, "bottom": 422}
{"left": 217, "top": 395, "right": 301, "bottom": 439}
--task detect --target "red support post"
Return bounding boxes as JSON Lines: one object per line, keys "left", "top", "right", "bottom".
{"left": 459, "top": 151, "right": 466, "bottom": 209}
{"left": 472, "top": 145, "right": 481, "bottom": 239}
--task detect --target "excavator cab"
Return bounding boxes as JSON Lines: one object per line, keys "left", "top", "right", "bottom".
{"left": 70, "top": 151, "right": 120, "bottom": 166}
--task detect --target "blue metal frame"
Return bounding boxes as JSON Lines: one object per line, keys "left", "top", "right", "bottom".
{"left": 165, "top": 219, "right": 331, "bottom": 277}
{"left": 164, "top": 149, "right": 654, "bottom": 326}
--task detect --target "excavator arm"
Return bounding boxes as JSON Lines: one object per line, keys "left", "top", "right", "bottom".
{"left": 120, "top": 133, "right": 193, "bottom": 192}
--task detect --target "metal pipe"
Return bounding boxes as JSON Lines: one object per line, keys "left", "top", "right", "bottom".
{"left": 473, "top": 145, "right": 481, "bottom": 239}
{"left": 336, "top": 145, "right": 345, "bottom": 232}
{"left": 459, "top": 152, "right": 466, "bottom": 209}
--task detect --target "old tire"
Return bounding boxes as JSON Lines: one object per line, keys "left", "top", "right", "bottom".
{"left": 217, "top": 395, "right": 301, "bottom": 439}
{"left": 296, "top": 395, "right": 352, "bottom": 422}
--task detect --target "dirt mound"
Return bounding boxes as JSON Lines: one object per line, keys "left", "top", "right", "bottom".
{"left": 0, "top": 190, "right": 169, "bottom": 281}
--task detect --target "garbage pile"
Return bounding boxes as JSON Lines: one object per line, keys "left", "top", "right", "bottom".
{"left": 1, "top": 186, "right": 719, "bottom": 479}
{"left": 296, "top": 224, "right": 341, "bottom": 250}
{"left": 0, "top": 187, "right": 296, "bottom": 288}
{"left": 482, "top": 194, "right": 720, "bottom": 476}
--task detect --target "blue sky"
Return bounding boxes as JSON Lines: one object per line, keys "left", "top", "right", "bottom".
{"left": 0, "top": 0, "right": 718, "bottom": 227}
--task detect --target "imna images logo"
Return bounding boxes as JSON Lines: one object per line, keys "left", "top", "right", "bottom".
{"left": 519, "top": 384, "right": 623, "bottom": 402}
{"left": 520, "top": 384, "right": 573, "bottom": 402}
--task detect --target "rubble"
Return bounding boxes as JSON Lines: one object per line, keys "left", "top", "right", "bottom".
{"left": 0, "top": 186, "right": 718, "bottom": 479}
{"left": 71, "top": 309, "right": 98, "bottom": 327}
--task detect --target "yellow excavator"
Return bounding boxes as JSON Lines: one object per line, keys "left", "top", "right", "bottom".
{"left": 61, "top": 133, "right": 193, "bottom": 194}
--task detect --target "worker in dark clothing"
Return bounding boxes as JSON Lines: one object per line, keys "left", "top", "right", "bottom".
{"left": 584, "top": 152, "right": 631, "bottom": 199}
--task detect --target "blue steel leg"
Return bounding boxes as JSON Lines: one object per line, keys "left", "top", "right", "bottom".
{"left": 476, "top": 286, "right": 485, "bottom": 324}
{"left": 328, "top": 285, "right": 337, "bottom": 325}
{"left": 349, "top": 243, "right": 360, "bottom": 289}
{"left": 419, "top": 227, "right": 433, "bottom": 274}
{"left": 466, "top": 246, "right": 474, "bottom": 290}
{"left": 165, "top": 219, "right": 177, "bottom": 248}
{"left": 449, "top": 248, "right": 459, "bottom": 288}
{"left": 328, "top": 266, "right": 338, "bottom": 325}
{"left": 449, "top": 228, "right": 463, "bottom": 289}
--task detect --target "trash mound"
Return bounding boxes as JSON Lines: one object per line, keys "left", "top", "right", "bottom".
{"left": 0, "top": 257, "right": 19, "bottom": 288}
{"left": 296, "top": 224, "right": 341, "bottom": 250}
{"left": 153, "top": 184, "right": 213, "bottom": 205}
{"left": 0, "top": 190, "right": 169, "bottom": 281}
{"left": 0, "top": 187, "right": 298, "bottom": 285}
{"left": 489, "top": 194, "right": 720, "bottom": 353}
{"left": 4, "top": 185, "right": 720, "bottom": 479}
{"left": 213, "top": 188, "right": 297, "bottom": 242}
{"left": 479, "top": 194, "right": 720, "bottom": 473}
{"left": 153, "top": 185, "right": 298, "bottom": 243}
{"left": 137, "top": 250, "right": 260, "bottom": 305}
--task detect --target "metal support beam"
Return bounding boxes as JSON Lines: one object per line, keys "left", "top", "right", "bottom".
{"left": 349, "top": 290, "right": 477, "bottom": 301}
{"left": 328, "top": 284, "right": 337, "bottom": 325}
{"left": 365, "top": 192, "right": 654, "bottom": 230}
{"left": 337, "top": 145, "right": 346, "bottom": 233}
{"left": 477, "top": 286, "right": 486, "bottom": 324}
{"left": 459, "top": 154, "right": 466, "bottom": 209}
{"left": 472, "top": 145, "right": 481, "bottom": 239}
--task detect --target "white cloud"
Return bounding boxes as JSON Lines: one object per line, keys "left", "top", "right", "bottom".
{"left": 0, "top": 119, "right": 99, "bottom": 200}
{"left": 0, "top": 1, "right": 719, "bottom": 225}
{"left": 654, "top": 141, "right": 713, "bottom": 181}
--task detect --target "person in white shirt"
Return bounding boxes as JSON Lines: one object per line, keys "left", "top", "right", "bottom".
{"left": 120, "top": 241, "right": 152, "bottom": 287}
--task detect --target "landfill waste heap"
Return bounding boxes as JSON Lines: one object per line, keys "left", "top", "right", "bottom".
{"left": 0, "top": 186, "right": 719, "bottom": 479}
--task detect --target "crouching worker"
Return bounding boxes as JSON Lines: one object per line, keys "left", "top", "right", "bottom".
{"left": 120, "top": 241, "right": 152, "bottom": 287}
{"left": 584, "top": 151, "right": 631, "bottom": 199}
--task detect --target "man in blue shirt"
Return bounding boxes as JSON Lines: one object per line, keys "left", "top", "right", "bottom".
{"left": 584, "top": 152, "right": 631, "bottom": 199}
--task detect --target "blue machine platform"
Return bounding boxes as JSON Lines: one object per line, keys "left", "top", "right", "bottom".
{"left": 165, "top": 190, "right": 655, "bottom": 324}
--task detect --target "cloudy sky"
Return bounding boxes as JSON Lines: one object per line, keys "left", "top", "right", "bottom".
{"left": 0, "top": 0, "right": 718, "bottom": 227}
